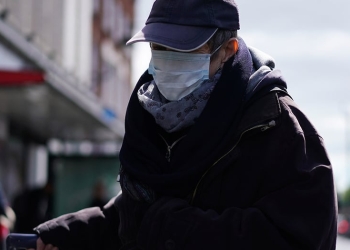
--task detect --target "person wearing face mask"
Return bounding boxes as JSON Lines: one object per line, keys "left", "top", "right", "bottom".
{"left": 29, "top": 0, "right": 337, "bottom": 249}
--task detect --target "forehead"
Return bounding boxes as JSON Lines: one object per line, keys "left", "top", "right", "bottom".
{"left": 150, "top": 43, "right": 210, "bottom": 53}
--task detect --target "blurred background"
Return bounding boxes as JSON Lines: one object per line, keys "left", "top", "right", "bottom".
{"left": 0, "top": 0, "right": 132, "bottom": 247}
{"left": 0, "top": 0, "right": 349, "bottom": 249}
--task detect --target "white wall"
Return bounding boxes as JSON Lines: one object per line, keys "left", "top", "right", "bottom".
{"left": 62, "top": 0, "right": 93, "bottom": 87}
{"left": 26, "top": 144, "right": 48, "bottom": 189}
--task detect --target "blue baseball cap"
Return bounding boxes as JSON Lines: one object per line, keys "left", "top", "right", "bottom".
{"left": 126, "top": 0, "right": 240, "bottom": 52}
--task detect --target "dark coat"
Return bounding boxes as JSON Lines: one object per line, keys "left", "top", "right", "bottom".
{"left": 136, "top": 90, "right": 337, "bottom": 250}
{"left": 36, "top": 89, "right": 337, "bottom": 250}
{"left": 35, "top": 43, "right": 337, "bottom": 249}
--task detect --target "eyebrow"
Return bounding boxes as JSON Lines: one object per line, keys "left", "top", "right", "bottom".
{"left": 150, "top": 43, "right": 167, "bottom": 50}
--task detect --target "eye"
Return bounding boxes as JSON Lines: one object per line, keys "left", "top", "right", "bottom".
{"left": 150, "top": 43, "right": 167, "bottom": 51}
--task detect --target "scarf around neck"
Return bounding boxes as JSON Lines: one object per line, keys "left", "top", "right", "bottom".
{"left": 137, "top": 69, "right": 222, "bottom": 133}
{"left": 119, "top": 37, "right": 253, "bottom": 201}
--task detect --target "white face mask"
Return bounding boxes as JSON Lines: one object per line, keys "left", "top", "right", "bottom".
{"left": 148, "top": 50, "right": 212, "bottom": 101}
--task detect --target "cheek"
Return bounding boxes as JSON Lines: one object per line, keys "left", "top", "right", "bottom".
{"left": 209, "top": 58, "right": 222, "bottom": 78}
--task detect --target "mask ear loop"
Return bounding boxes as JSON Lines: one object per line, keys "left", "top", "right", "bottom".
{"left": 210, "top": 44, "right": 223, "bottom": 57}
{"left": 210, "top": 44, "right": 224, "bottom": 75}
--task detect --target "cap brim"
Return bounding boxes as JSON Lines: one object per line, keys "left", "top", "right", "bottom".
{"left": 126, "top": 23, "right": 217, "bottom": 52}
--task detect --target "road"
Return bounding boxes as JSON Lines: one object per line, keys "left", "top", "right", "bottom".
{"left": 337, "top": 235, "right": 350, "bottom": 250}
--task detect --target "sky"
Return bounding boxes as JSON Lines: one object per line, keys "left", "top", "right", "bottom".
{"left": 130, "top": 0, "right": 350, "bottom": 192}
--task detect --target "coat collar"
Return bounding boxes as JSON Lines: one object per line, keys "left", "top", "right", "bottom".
{"left": 238, "top": 90, "right": 282, "bottom": 133}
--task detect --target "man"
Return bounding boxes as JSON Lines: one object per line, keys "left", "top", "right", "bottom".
{"left": 31, "top": 0, "right": 337, "bottom": 249}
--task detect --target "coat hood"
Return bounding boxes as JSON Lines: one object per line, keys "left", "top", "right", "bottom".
{"left": 245, "top": 45, "right": 287, "bottom": 101}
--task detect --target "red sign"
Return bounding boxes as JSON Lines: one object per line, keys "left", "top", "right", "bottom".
{"left": 0, "top": 69, "right": 45, "bottom": 85}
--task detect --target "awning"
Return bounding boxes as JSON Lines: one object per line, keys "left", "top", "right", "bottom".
{"left": 0, "top": 18, "right": 125, "bottom": 143}
{"left": 0, "top": 69, "right": 124, "bottom": 142}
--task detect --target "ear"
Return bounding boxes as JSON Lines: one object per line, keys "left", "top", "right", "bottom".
{"left": 222, "top": 38, "right": 239, "bottom": 62}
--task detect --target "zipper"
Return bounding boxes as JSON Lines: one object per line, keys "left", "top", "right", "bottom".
{"left": 190, "top": 120, "right": 276, "bottom": 204}
{"left": 159, "top": 134, "right": 187, "bottom": 162}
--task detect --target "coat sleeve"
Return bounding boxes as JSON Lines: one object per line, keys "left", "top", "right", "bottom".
{"left": 137, "top": 133, "right": 338, "bottom": 250}
{"left": 34, "top": 196, "right": 121, "bottom": 250}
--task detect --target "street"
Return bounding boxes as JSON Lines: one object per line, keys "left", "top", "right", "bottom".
{"left": 337, "top": 235, "right": 350, "bottom": 250}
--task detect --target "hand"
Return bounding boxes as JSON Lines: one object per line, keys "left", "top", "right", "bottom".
{"left": 28, "top": 237, "right": 59, "bottom": 250}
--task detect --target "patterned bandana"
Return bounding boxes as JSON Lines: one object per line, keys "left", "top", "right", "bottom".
{"left": 137, "top": 69, "right": 222, "bottom": 133}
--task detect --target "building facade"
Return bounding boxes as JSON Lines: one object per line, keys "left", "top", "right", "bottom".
{"left": 0, "top": 0, "right": 134, "bottom": 219}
